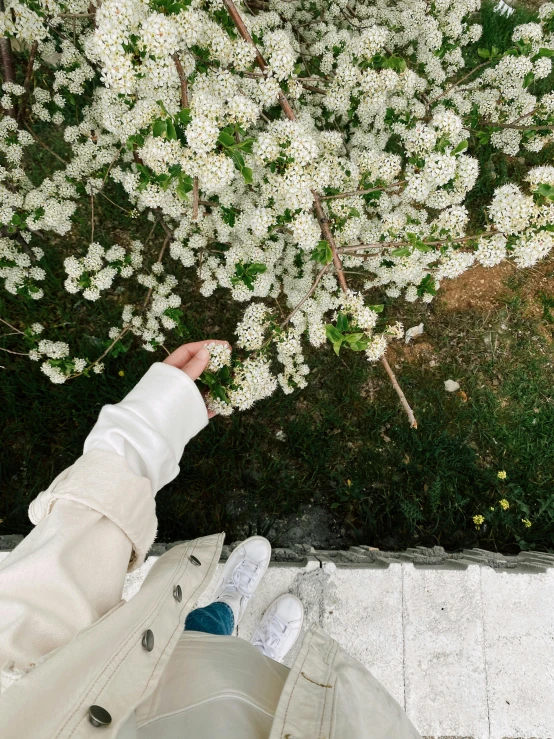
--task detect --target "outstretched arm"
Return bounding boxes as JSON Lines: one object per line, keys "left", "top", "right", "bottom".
{"left": 0, "top": 341, "right": 227, "bottom": 692}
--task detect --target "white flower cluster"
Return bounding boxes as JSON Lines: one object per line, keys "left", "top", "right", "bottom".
{"left": 1, "top": 0, "right": 553, "bottom": 408}
{"left": 64, "top": 241, "right": 143, "bottom": 300}
{"left": 205, "top": 342, "right": 232, "bottom": 373}
{"left": 207, "top": 355, "right": 278, "bottom": 415}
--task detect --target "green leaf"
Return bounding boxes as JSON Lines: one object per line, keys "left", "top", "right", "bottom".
{"left": 241, "top": 166, "right": 253, "bottom": 184}
{"left": 230, "top": 150, "right": 245, "bottom": 170}
{"left": 332, "top": 340, "right": 343, "bottom": 356}
{"left": 238, "top": 137, "right": 254, "bottom": 153}
{"left": 536, "top": 47, "right": 554, "bottom": 58}
{"left": 156, "top": 100, "right": 169, "bottom": 116}
{"left": 218, "top": 131, "right": 235, "bottom": 147}
{"left": 414, "top": 241, "right": 433, "bottom": 252}
{"left": 246, "top": 263, "right": 267, "bottom": 276}
{"left": 212, "top": 383, "right": 229, "bottom": 403}
{"left": 176, "top": 108, "right": 192, "bottom": 125}
{"left": 537, "top": 183, "right": 554, "bottom": 201}
{"left": 349, "top": 207, "right": 361, "bottom": 217}
{"left": 336, "top": 311, "right": 349, "bottom": 332}
{"left": 391, "top": 247, "right": 411, "bottom": 257}
{"left": 166, "top": 120, "right": 177, "bottom": 140}
{"left": 452, "top": 140, "right": 468, "bottom": 154}
{"left": 311, "top": 240, "right": 333, "bottom": 265}
{"left": 384, "top": 55, "right": 407, "bottom": 72}
{"left": 348, "top": 340, "right": 369, "bottom": 351}
{"left": 326, "top": 324, "right": 344, "bottom": 343}
{"left": 175, "top": 181, "right": 191, "bottom": 200}
{"left": 368, "top": 304, "right": 384, "bottom": 313}
{"left": 152, "top": 119, "right": 167, "bottom": 137}
{"left": 476, "top": 131, "right": 490, "bottom": 145}
{"left": 523, "top": 71, "right": 535, "bottom": 88}
{"left": 344, "top": 332, "right": 365, "bottom": 343}
{"left": 477, "top": 48, "right": 490, "bottom": 59}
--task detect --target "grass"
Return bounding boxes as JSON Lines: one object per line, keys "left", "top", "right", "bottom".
{"left": 1, "top": 2, "right": 554, "bottom": 553}
{"left": 3, "top": 273, "right": 554, "bottom": 552}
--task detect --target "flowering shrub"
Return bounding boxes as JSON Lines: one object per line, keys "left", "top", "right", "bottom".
{"left": 1, "top": 0, "right": 553, "bottom": 419}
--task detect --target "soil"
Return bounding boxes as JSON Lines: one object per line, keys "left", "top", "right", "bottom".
{"left": 437, "top": 262, "right": 515, "bottom": 312}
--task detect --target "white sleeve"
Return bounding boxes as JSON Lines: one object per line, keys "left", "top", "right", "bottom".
{"left": 83, "top": 362, "right": 209, "bottom": 495}
{"left": 0, "top": 362, "right": 208, "bottom": 690}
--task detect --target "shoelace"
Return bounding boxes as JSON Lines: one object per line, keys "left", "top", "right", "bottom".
{"left": 252, "top": 613, "right": 289, "bottom": 660}
{"left": 223, "top": 558, "right": 260, "bottom": 597}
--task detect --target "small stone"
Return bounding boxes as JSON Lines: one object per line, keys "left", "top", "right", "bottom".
{"left": 405, "top": 323, "right": 424, "bottom": 344}
{"left": 444, "top": 379, "right": 460, "bottom": 392}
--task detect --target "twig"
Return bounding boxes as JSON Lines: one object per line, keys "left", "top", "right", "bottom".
{"left": 97, "top": 190, "right": 135, "bottom": 215}
{"left": 430, "top": 60, "right": 493, "bottom": 105}
{"left": 144, "top": 215, "right": 160, "bottom": 248}
{"left": 100, "top": 146, "right": 124, "bottom": 189}
{"left": 0, "top": 317, "right": 24, "bottom": 334}
{"left": 312, "top": 195, "right": 348, "bottom": 292}
{"left": 320, "top": 180, "right": 406, "bottom": 201}
{"left": 192, "top": 177, "right": 199, "bottom": 220}
{"left": 281, "top": 264, "right": 330, "bottom": 328}
{"left": 0, "top": 0, "right": 16, "bottom": 117}
{"left": 157, "top": 215, "right": 174, "bottom": 240}
{"left": 381, "top": 355, "right": 418, "bottom": 428}
{"left": 23, "top": 123, "right": 68, "bottom": 164}
{"left": 492, "top": 123, "right": 554, "bottom": 131}
{"left": 339, "top": 230, "right": 498, "bottom": 254}
{"left": 91, "top": 195, "right": 94, "bottom": 243}
{"left": 142, "top": 235, "right": 171, "bottom": 308}
{"left": 68, "top": 327, "right": 131, "bottom": 379}
{"left": 17, "top": 40, "right": 38, "bottom": 125}
{"left": 172, "top": 53, "right": 189, "bottom": 108}
{"left": 0, "top": 346, "right": 28, "bottom": 356}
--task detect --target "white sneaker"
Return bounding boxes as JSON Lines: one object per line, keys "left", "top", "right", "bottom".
{"left": 250, "top": 594, "right": 304, "bottom": 663}
{"left": 213, "top": 536, "right": 271, "bottom": 626}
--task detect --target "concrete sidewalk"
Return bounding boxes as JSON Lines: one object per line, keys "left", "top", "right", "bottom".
{"left": 124, "top": 554, "right": 554, "bottom": 739}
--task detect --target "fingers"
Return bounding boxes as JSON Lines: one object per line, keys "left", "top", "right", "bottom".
{"left": 163, "top": 340, "right": 231, "bottom": 412}
{"left": 181, "top": 346, "right": 210, "bottom": 381}
{"left": 163, "top": 339, "right": 231, "bottom": 372}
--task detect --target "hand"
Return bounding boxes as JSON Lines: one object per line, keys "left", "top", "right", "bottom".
{"left": 163, "top": 340, "right": 231, "bottom": 419}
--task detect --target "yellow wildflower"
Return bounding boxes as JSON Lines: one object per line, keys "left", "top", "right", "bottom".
{"left": 118, "top": 370, "right": 125, "bottom": 377}
{"left": 473, "top": 515, "right": 485, "bottom": 527}
{"left": 522, "top": 518, "right": 532, "bottom": 528}
{"left": 490, "top": 507, "right": 495, "bottom": 511}
{"left": 497, "top": 470, "right": 507, "bottom": 480}
{"left": 499, "top": 499, "right": 510, "bottom": 511}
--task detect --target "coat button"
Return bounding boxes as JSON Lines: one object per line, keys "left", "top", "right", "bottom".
{"left": 89, "top": 705, "right": 112, "bottom": 727}
{"left": 142, "top": 629, "right": 154, "bottom": 652}
{"left": 189, "top": 555, "right": 201, "bottom": 566}
{"left": 173, "top": 584, "right": 182, "bottom": 602}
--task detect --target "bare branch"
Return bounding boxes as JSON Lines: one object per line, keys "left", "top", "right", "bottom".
{"left": 172, "top": 53, "right": 189, "bottom": 108}
{"left": 339, "top": 230, "right": 498, "bottom": 254}
{"left": 23, "top": 123, "right": 68, "bottom": 164}
{"left": 0, "top": 0, "right": 16, "bottom": 117}
{"left": 192, "top": 177, "right": 199, "bottom": 220}
{"left": 381, "top": 355, "right": 418, "bottom": 428}
{"left": 312, "top": 194, "right": 348, "bottom": 292}
{"left": 430, "top": 60, "right": 493, "bottom": 105}
{"left": 281, "top": 263, "right": 330, "bottom": 328}
{"left": 320, "top": 180, "right": 406, "bottom": 201}
{"left": 0, "top": 317, "right": 24, "bottom": 334}
{"left": 17, "top": 40, "right": 38, "bottom": 125}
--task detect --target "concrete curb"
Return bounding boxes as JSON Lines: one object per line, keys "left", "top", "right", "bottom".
{"left": 1, "top": 535, "right": 552, "bottom": 571}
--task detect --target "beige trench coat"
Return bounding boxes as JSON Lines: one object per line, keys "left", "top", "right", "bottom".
{"left": 0, "top": 365, "right": 421, "bottom": 739}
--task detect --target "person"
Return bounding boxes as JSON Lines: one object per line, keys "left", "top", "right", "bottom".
{"left": 0, "top": 341, "right": 422, "bottom": 739}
